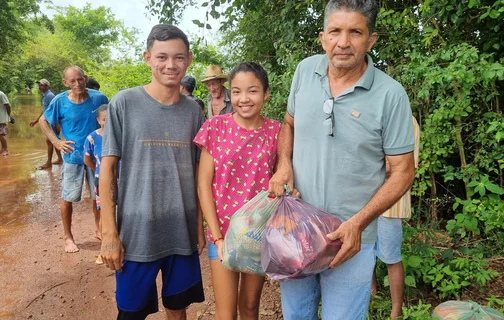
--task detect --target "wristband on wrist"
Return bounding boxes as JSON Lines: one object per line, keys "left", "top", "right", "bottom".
{"left": 212, "top": 236, "right": 224, "bottom": 245}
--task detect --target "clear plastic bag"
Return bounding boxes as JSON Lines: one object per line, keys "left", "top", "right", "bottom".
{"left": 433, "top": 301, "right": 504, "bottom": 320}
{"left": 222, "top": 191, "right": 280, "bottom": 275}
{"left": 261, "top": 196, "right": 342, "bottom": 281}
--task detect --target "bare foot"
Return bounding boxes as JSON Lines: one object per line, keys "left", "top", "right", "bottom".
{"left": 95, "top": 255, "right": 104, "bottom": 265}
{"left": 0, "top": 150, "right": 8, "bottom": 156}
{"left": 52, "top": 160, "right": 63, "bottom": 165}
{"left": 95, "top": 230, "right": 102, "bottom": 241}
{"left": 64, "top": 238, "right": 79, "bottom": 253}
{"left": 37, "top": 162, "right": 52, "bottom": 170}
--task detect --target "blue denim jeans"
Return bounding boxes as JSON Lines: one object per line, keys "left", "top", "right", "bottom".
{"left": 207, "top": 242, "right": 219, "bottom": 260}
{"left": 376, "top": 216, "right": 403, "bottom": 264}
{"left": 61, "top": 163, "right": 96, "bottom": 202}
{"left": 279, "top": 244, "right": 375, "bottom": 320}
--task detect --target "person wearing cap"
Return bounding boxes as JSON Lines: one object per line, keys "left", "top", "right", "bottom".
{"left": 30, "top": 79, "right": 63, "bottom": 169}
{"left": 201, "top": 65, "right": 233, "bottom": 118}
{"left": 181, "top": 75, "right": 206, "bottom": 113}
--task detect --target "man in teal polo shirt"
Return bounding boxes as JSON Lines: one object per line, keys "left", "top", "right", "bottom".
{"left": 269, "top": 0, "right": 415, "bottom": 319}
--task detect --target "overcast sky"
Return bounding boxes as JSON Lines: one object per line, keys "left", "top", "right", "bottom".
{"left": 41, "top": 0, "right": 221, "bottom": 45}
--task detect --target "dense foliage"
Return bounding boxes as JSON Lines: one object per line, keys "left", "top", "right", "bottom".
{"left": 0, "top": 3, "right": 140, "bottom": 95}
{"left": 2, "top": 0, "right": 503, "bottom": 317}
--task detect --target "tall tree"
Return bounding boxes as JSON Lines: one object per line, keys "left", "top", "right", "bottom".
{"left": 0, "top": 0, "right": 40, "bottom": 55}
{"left": 0, "top": 0, "right": 41, "bottom": 93}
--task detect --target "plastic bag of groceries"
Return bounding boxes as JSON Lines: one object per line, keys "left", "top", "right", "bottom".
{"left": 432, "top": 301, "right": 504, "bottom": 320}
{"left": 222, "top": 191, "right": 280, "bottom": 275}
{"left": 261, "top": 195, "right": 343, "bottom": 281}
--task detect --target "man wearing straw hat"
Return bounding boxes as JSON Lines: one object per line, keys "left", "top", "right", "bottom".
{"left": 201, "top": 65, "right": 233, "bottom": 118}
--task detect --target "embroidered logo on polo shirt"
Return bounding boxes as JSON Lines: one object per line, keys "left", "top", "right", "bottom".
{"left": 350, "top": 110, "right": 361, "bottom": 118}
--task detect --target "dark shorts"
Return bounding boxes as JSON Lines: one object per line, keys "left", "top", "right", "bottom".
{"left": 0, "top": 123, "right": 7, "bottom": 136}
{"left": 116, "top": 252, "right": 205, "bottom": 320}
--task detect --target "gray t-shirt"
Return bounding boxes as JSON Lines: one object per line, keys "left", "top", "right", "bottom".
{"left": 102, "top": 86, "right": 205, "bottom": 262}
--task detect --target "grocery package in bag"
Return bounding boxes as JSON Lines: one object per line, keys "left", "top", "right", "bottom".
{"left": 222, "top": 191, "right": 280, "bottom": 275}
{"left": 261, "top": 195, "right": 342, "bottom": 281}
{"left": 433, "top": 301, "right": 504, "bottom": 320}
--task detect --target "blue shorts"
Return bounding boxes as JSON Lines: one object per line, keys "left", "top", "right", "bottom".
{"left": 115, "top": 252, "right": 205, "bottom": 318}
{"left": 280, "top": 244, "right": 376, "bottom": 320}
{"left": 207, "top": 242, "right": 219, "bottom": 260}
{"left": 61, "top": 163, "right": 95, "bottom": 202}
{"left": 375, "top": 216, "right": 403, "bottom": 264}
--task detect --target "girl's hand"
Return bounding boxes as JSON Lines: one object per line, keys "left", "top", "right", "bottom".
{"left": 216, "top": 239, "right": 225, "bottom": 262}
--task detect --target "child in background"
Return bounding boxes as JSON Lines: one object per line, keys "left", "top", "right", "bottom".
{"left": 194, "top": 62, "right": 281, "bottom": 320}
{"left": 84, "top": 104, "right": 107, "bottom": 265}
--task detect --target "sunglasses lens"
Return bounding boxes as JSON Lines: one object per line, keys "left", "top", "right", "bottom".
{"left": 323, "top": 118, "right": 333, "bottom": 136}
{"left": 323, "top": 100, "right": 333, "bottom": 114}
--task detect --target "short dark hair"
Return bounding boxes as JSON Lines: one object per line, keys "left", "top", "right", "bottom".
{"left": 147, "top": 24, "right": 190, "bottom": 52}
{"left": 181, "top": 75, "right": 196, "bottom": 93}
{"left": 229, "top": 62, "right": 269, "bottom": 93}
{"left": 86, "top": 77, "right": 100, "bottom": 90}
{"left": 324, "top": 0, "right": 378, "bottom": 35}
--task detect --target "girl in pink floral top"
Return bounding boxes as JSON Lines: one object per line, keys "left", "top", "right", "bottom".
{"left": 194, "top": 62, "right": 281, "bottom": 319}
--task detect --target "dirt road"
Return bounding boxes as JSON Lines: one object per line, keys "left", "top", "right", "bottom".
{"left": 0, "top": 168, "right": 283, "bottom": 320}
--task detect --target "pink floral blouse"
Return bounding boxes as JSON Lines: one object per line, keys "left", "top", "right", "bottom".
{"left": 194, "top": 113, "right": 281, "bottom": 242}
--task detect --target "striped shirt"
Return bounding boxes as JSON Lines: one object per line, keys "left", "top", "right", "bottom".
{"left": 381, "top": 116, "right": 420, "bottom": 219}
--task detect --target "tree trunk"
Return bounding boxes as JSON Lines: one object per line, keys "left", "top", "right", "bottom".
{"left": 430, "top": 171, "right": 438, "bottom": 222}
{"left": 455, "top": 121, "right": 470, "bottom": 199}
{"left": 452, "top": 83, "right": 470, "bottom": 199}
{"left": 499, "top": 164, "right": 503, "bottom": 188}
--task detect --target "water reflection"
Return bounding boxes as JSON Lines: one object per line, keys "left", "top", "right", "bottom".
{"left": 0, "top": 95, "right": 57, "bottom": 227}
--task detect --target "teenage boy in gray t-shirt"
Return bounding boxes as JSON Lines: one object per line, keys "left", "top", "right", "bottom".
{"left": 99, "top": 24, "right": 206, "bottom": 320}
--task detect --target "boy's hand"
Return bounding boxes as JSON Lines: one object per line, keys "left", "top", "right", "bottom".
{"left": 100, "top": 235, "right": 125, "bottom": 272}
{"left": 197, "top": 233, "right": 206, "bottom": 255}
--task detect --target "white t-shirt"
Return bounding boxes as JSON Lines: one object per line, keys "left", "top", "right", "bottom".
{"left": 0, "top": 91, "right": 10, "bottom": 124}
